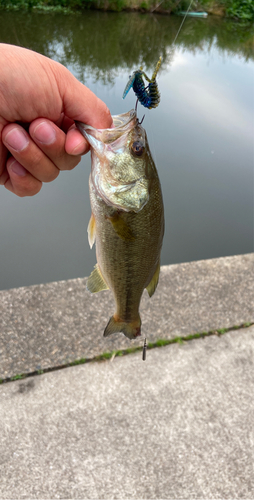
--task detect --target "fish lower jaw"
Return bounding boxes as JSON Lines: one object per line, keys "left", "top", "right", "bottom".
{"left": 103, "top": 314, "right": 141, "bottom": 340}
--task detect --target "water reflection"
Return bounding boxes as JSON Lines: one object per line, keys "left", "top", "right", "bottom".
{"left": 0, "top": 11, "right": 253, "bottom": 290}
{"left": 0, "top": 11, "right": 253, "bottom": 78}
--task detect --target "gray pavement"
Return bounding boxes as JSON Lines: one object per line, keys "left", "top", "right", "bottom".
{"left": 1, "top": 253, "right": 253, "bottom": 380}
{"left": 1, "top": 325, "right": 254, "bottom": 499}
{"left": 0, "top": 253, "right": 254, "bottom": 499}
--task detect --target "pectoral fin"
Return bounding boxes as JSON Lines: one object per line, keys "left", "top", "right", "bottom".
{"left": 86, "top": 264, "right": 109, "bottom": 293}
{"left": 87, "top": 213, "right": 96, "bottom": 249}
{"left": 146, "top": 261, "right": 160, "bottom": 298}
{"left": 107, "top": 213, "right": 135, "bottom": 242}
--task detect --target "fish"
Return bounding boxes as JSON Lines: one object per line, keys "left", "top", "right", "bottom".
{"left": 76, "top": 109, "right": 164, "bottom": 340}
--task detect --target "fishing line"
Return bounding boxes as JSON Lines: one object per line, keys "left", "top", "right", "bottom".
{"left": 171, "top": 0, "right": 194, "bottom": 48}
{"left": 141, "top": 0, "right": 194, "bottom": 361}
{"left": 139, "top": 0, "right": 194, "bottom": 188}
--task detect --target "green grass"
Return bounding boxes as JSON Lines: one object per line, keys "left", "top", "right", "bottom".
{"left": 0, "top": 321, "right": 253, "bottom": 385}
{"left": 69, "top": 357, "right": 87, "bottom": 366}
{"left": 10, "top": 374, "right": 26, "bottom": 381}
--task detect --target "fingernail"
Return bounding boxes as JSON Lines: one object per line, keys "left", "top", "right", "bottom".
{"left": 33, "top": 122, "right": 56, "bottom": 145}
{"left": 9, "top": 160, "right": 26, "bottom": 177}
{"left": 5, "top": 128, "right": 29, "bottom": 152}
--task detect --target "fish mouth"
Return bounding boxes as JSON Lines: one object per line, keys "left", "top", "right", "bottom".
{"left": 111, "top": 109, "right": 137, "bottom": 131}
{"left": 75, "top": 109, "right": 137, "bottom": 145}
{"left": 76, "top": 109, "right": 149, "bottom": 213}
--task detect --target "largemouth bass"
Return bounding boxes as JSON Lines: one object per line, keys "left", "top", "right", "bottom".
{"left": 76, "top": 109, "right": 164, "bottom": 340}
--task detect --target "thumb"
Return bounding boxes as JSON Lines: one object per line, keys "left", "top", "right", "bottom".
{"left": 53, "top": 62, "right": 113, "bottom": 129}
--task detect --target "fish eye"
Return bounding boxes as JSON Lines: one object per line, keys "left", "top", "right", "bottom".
{"left": 131, "top": 141, "right": 144, "bottom": 157}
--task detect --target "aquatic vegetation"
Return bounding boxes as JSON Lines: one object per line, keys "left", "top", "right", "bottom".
{"left": 0, "top": 0, "right": 253, "bottom": 20}
{"left": 226, "top": 0, "right": 254, "bottom": 21}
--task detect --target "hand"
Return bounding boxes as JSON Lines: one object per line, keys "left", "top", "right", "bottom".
{"left": 0, "top": 43, "right": 112, "bottom": 197}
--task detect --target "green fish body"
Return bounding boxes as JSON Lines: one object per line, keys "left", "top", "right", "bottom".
{"left": 76, "top": 110, "right": 164, "bottom": 340}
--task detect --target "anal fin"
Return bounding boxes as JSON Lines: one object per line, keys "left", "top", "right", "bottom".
{"left": 146, "top": 261, "right": 160, "bottom": 298}
{"left": 87, "top": 213, "right": 96, "bottom": 249}
{"left": 87, "top": 264, "right": 109, "bottom": 293}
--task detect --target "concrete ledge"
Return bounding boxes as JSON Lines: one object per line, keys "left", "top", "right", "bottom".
{"left": 0, "top": 253, "right": 253, "bottom": 380}
{"left": 1, "top": 326, "right": 254, "bottom": 498}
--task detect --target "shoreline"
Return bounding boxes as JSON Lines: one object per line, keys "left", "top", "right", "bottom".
{"left": 0, "top": 1, "right": 253, "bottom": 21}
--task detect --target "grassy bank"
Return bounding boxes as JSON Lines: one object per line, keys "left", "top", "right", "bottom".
{"left": 0, "top": 0, "right": 253, "bottom": 20}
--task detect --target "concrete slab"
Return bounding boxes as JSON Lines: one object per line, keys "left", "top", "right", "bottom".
{"left": 0, "top": 325, "right": 254, "bottom": 499}
{"left": 0, "top": 253, "right": 253, "bottom": 379}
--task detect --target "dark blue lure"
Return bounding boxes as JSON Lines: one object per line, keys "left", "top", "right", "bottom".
{"left": 123, "top": 57, "right": 162, "bottom": 110}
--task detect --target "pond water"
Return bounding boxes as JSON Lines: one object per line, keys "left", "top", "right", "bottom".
{"left": 0, "top": 10, "right": 253, "bottom": 290}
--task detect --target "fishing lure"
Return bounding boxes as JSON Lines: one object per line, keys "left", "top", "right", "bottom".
{"left": 123, "top": 57, "right": 162, "bottom": 110}
{"left": 122, "top": 0, "right": 194, "bottom": 112}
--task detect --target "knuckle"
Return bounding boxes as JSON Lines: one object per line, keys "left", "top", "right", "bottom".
{"left": 62, "top": 156, "right": 81, "bottom": 171}
{"left": 21, "top": 148, "right": 59, "bottom": 183}
{"left": 43, "top": 168, "right": 59, "bottom": 183}
{"left": 17, "top": 180, "right": 42, "bottom": 197}
{"left": 28, "top": 147, "right": 44, "bottom": 168}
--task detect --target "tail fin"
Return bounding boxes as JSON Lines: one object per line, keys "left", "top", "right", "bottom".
{"left": 104, "top": 315, "right": 141, "bottom": 340}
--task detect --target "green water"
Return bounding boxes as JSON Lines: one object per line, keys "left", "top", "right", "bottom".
{"left": 0, "top": 11, "right": 253, "bottom": 289}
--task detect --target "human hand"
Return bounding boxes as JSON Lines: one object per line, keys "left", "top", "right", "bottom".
{"left": 0, "top": 43, "right": 112, "bottom": 197}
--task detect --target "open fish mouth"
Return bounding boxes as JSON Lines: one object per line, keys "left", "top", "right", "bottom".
{"left": 75, "top": 109, "right": 139, "bottom": 154}
{"left": 75, "top": 109, "right": 137, "bottom": 146}
{"left": 76, "top": 110, "right": 150, "bottom": 213}
{"left": 111, "top": 109, "right": 137, "bottom": 132}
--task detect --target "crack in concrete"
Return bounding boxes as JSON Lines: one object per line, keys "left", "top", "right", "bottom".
{"left": 1, "top": 322, "right": 253, "bottom": 385}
